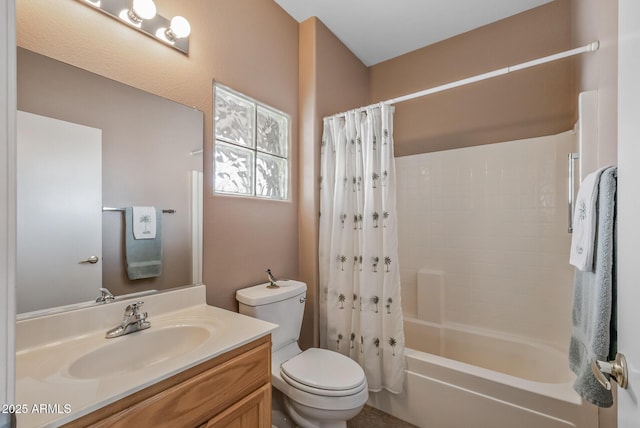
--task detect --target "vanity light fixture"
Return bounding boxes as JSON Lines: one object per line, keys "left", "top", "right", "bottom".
{"left": 118, "top": 0, "right": 157, "bottom": 26}
{"left": 155, "top": 15, "right": 191, "bottom": 45}
{"left": 79, "top": 0, "right": 191, "bottom": 55}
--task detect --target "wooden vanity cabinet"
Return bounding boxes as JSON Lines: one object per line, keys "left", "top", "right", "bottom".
{"left": 63, "top": 335, "right": 271, "bottom": 428}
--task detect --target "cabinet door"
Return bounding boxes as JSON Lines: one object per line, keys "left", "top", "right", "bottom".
{"left": 72, "top": 339, "right": 271, "bottom": 428}
{"left": 201, "top": 384, "right": 271, "bottom": 428}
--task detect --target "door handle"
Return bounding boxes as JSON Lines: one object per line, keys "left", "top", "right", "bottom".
{"left": 79, "top": 255, "right": 99, "bottom": 264}
{"left": 591, "top": 353, "right": 628, "bottom": 390}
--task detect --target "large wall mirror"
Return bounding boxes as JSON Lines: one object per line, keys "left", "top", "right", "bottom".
{"left": 16, "top": 48, "right": 204, "bottom": 316}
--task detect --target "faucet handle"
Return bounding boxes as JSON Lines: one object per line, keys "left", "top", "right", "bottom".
{"left": 96, "top": 287, "right": 115, "bottom": 303}
{"left": 106, "top": 301, "right": 150, "bottom": 338}
{"left": 125, "top": 301, "right": 144, "bottom": 316}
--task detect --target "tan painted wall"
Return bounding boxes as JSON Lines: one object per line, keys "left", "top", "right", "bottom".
{"left": 298, "top": 17, "right": 369, "bottom": 348}
{"left": 16, "top": 0, "right": 299, "bottom": 312}
{"left": 369, "top": 0, "right": 574, "bottom": 157}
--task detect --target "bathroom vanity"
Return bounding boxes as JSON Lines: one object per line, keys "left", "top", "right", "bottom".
{"left": 15, "top": 285, "right": 275, "bottom": 428}
{"left": 64, "top": 336, "right": 271, "bottom": 427}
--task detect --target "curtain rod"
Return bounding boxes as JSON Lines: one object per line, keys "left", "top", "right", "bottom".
{"left": 324, "top": 41, "right": 599, "bottom": 120}
{"left": 383, "top": 41, "right": 599, "bottom": 105}
{"left": 325, "top": 102, "right": 389, "bottom": 121}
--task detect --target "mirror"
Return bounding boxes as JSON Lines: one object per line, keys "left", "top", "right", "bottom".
{"left": 16, "top": 47, "right": 204, "bottom": 316}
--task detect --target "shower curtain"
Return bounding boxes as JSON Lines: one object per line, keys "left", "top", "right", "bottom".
{"left": 319, "top": 104, "right": 405, "bottom": 393}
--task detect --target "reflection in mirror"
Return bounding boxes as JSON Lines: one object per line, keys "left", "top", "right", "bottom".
{"left": 16, "top": 48, "right": 204, "bottom": 317}
{"left": 17, "top": 111, "right": 103, "bottom": 313}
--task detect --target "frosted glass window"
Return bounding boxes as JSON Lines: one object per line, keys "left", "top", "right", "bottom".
{"left": 214, "top": 89, "right": 255, "bottom": 148}
{"left": 256, "top": 153, "right": 288, "bottom": 199}
{"left": 214, "top": 83, "right": 289, "bottom": 200}
{"left": 214, "top": 142, "right": 254, "bottom": 196}
{"left": 257, "top": 106, "right": 288, "bottom": 157}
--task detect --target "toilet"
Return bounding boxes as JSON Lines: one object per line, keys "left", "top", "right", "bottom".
{"left": 236, "top": 280, "right": 368, "bottom": 428}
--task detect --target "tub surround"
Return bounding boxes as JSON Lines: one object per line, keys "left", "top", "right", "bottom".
{"left": 15, "top": 285, "right": 276, "bottom": 427}
{"left": 396, "top": 131, "right": 576, "bottom": 350}
{"left": 382, "top": 131, "right": 599, "bottom": 427}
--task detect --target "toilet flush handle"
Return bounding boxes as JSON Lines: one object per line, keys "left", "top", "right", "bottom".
{"left": 300, "top": 296, "right": 307, "bottom": 304}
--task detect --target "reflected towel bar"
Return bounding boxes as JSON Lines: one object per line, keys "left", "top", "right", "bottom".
{"left": 102, "top": 207, "right": 176, "bottom": 214}
{"left": 568, "top": 153, "right": 579, "bottom": 233}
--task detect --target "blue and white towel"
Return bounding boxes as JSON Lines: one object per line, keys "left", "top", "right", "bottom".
{"left": 569, "top": 166, "right": 609, "bottom": 271}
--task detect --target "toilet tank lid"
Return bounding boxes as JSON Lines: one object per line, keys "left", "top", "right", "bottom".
{"left": 236, "top": 280, "right": 306, "bottom": 306}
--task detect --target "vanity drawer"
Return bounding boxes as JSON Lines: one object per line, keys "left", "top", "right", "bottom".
{"left": 66, "top": 335, "right": 271, "bottom": 428}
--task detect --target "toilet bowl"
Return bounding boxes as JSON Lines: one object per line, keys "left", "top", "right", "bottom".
{"left": 272, "top": 344, "right": 368, "bottom": 428}
{"left": 236, "top": 280, "right": 368, "bottom": 428}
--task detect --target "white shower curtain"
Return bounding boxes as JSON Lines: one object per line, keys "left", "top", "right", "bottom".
{"left": 319, "top": 104, "right": 405, "bottom": 393}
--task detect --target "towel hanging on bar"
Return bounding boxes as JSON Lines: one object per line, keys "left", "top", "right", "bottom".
{"left": 569, "top": 166, "right": 611, "bottom": 270}
{"left": 132, "top": 206, "right": 157, "bottom": 240}
{"left": 124, "top": 207, "right": 163, "bottom": 280}
{"left": 569, "top": 166, "right": 617, "bottom": 408}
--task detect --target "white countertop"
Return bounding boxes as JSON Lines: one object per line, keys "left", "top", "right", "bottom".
{"left": 15, "top": 285, "right": 276, "bottom": 427}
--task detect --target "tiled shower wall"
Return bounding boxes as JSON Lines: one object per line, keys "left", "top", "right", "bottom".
{"left": 396, "top": 131, "right": 577, "bottom": 350}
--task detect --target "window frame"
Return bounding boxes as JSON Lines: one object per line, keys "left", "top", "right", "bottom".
{"left": 213, "top": 82, "right": 291, "bottom": 201}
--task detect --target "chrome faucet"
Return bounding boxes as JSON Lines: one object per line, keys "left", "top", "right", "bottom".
{"left": 105, "top": 301, "right": 151, "bottom": 338}
{"left": 96, "top": 287, "right": 115, "bottom": 303}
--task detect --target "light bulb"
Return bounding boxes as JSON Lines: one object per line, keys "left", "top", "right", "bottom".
{"left": 168, "top": 16, "right": 191, "bottom": 39}
{"left": 132, "top": 0, "right": 156, "bottom": 20}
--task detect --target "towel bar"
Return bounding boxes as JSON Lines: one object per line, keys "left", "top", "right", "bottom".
{"left": 568, "top": 152, "right": 580, "bottom": 233}
{"left": 102, "top": 207, "right": 176, "bottom": 214}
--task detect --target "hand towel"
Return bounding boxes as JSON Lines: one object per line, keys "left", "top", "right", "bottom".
{"left": 569, "top": 166, "right": 609, "bottom": 271}
{"left": 125, "top": 207, "right": 162, "bottom": 280}
{"left": 568, "top": 166, "right": 617, "bottom": 408}
{"left": 132, "top": 206, "right": 157, "bottom": 239}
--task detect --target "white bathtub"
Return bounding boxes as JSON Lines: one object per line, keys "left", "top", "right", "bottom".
{"left": 367, "top": 317, "right": 598, "bottom": 428}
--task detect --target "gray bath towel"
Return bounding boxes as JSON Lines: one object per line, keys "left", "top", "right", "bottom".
{"left": 568, "top": 166, "right": 617, "bottom": 408}
{"left": 125, "top": 207, "right": 163, "bottom": 280}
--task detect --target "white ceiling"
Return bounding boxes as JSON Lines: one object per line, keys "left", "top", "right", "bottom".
{"left": 274, "top": 0, "right": 554, "bottom": 66}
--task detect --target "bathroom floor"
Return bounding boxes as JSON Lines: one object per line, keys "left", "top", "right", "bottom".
{"left": 347, "top": 405, "right": 418, "bottom": 428}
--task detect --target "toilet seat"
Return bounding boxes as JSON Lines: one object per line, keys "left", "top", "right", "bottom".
{"left": 280, "top": 348, "right": 366, "bottom": 397}
{"left": 280, "top": 370, "right": 367, "bottom": 397}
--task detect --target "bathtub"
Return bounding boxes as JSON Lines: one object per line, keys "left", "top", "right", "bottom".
{"left": 367, "top": 317, "right": 598, "bottom": 428}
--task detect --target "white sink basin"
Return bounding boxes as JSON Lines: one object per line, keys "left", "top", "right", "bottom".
{"left": 16, "top": 285, "right": 277, "bottom": 428}
{"left": 67, "top": 325, "right": 211, "bottom": 379}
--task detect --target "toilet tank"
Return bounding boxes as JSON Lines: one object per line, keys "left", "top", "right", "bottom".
{"left": 236, "top": 280, "right": 306, "bottom": 352}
